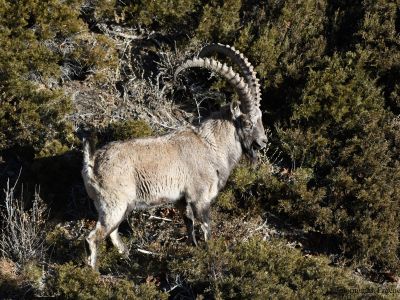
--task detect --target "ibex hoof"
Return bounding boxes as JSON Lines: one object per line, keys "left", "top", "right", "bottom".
{"left": 190, "top": 235, "right": 199, "bottom": 247}
{"left": 87, "top": 256, "right": 98, "bottom": 271}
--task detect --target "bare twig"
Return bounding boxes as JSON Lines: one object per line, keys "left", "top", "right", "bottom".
{"left": 148, "top": 215, "right": 173, "bottom": 222}
{"left": 137, "top": 248, "right": 158, "bottom": 255}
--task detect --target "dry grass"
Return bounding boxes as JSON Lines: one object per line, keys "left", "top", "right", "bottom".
{"left": 0, "top": 177, "right": 48, "bottom": 269}
{"left": 63, "top": 28, "right": 223, "bottom": 134}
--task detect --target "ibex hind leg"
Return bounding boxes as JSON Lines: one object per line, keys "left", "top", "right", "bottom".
{"left": 87, "top": 203, "right": 127, "bottom": 269}
{"left": 87, "top": 221, "right": 105, "bottom": 270}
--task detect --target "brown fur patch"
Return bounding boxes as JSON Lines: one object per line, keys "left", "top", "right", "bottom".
{"left": 0, "top": 258, "right": 18, "bottom": 279}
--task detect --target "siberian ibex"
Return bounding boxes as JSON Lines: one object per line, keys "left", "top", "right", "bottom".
{"left": 82, "top": 44, "right": 268, "bottom": 269}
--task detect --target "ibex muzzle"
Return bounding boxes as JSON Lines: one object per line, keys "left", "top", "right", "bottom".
{"left": 82, "top": 44, "right": 267, "bottom": 269}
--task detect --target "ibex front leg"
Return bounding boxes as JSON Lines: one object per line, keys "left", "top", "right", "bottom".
{"left": 177, "top": 199, "right": 198, "bottom": 246}
{"left": 192, "top": 201, "right": 211, "bottom": 242}
{"left": 187, "top": 184, "right": 216, "bottom": 243}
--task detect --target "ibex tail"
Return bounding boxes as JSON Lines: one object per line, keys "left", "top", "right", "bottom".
{"left": 82, "top": 136, "right": 100, "bottom": 195}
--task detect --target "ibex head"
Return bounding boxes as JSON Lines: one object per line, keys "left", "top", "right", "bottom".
{"left": 233, "top": 106, "right": 267, "bottom": 163}
{"left": 176, "top": 43, "right": 268, "bottom": 163}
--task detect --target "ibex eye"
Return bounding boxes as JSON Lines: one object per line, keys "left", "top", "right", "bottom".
{"left": 244, "top": 120, "right": 253, "bottom": 128}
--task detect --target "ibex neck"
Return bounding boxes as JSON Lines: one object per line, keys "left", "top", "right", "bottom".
{"left": 198, "top": 111, "right": 243, "bottom": 182}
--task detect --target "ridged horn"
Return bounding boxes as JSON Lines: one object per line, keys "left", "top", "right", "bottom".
{"left": 199, "top": 43, "right": 261, "bottom": 107}
{"left": 175, "top": 57, "right": 254, "bottom": 114}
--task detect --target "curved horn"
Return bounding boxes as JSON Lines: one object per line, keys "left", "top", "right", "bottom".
{"left": 199, "top": 43, "right": 261, "bottom": 107}
{"left": 175, "top": 57, "right": 255, "bottom": 114}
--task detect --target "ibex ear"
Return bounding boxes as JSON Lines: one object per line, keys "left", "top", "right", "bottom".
{"left": 230, "top": 101, "right": 242, "bottom": 120}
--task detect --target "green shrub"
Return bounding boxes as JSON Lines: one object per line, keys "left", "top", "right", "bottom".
{"left": 230, "top": 165, "right": 258, "bottom": 192}
{"left": 66, "top": 33, "right": 118, "bottom": 81}
{"left": 21, "top": 262, "right": 44, "bottom": 292}
{"left": 169, "top": 237, "right": 382, "bottom": 299}
{"left": 356, "top": 0, "right": 400, "bottom": 114}
{"left": 247, "top": 0, "right": 326, "bottom": 81}
{"left": 45, "top": 225, "right": 87, "bottom": 264}
{"left": 94, "top": 0, "right": 201, "bottom": 33}
{"left": 0, "top": 0, "right": 118, "bottom": 156}
{"left": 0, "top": 88, "right": 73, "bottom": 154}
{"left": 51, "top": 263, "right": 168, "bottom": 299}
{"left": 37, "top": 139, "right": 71, "bottom": 158}
{"left": 274, "top": 53, "right": 400, "bottom": 270}
{"left": 108, "top": 119, "right": 153, "bottom": 141}
{"left": 196, "top": 0, "right": 242, "bottom": 42}
{"left": 0, "top": 0, "right": 83, "bottom": 155}
{"left": 51, "top": 263, "right": 110, "bottom": 299}
{"left": 215, "top": 161, "right": 280, "bottom": 214}
{"left": 216, "top": 188, "right": 236, "bottom": 212}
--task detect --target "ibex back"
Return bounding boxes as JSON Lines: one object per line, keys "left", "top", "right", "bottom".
{"left": 82, "top": 44, "right": 268, "bottom": 269}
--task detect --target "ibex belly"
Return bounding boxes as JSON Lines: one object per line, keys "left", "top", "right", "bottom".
{"left": 133, "top": 171, "right": 186, "bottom": 210}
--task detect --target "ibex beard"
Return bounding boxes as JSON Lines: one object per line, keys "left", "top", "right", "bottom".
{"left": 82, "top": 44, "right": 268, "bottom": 269}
